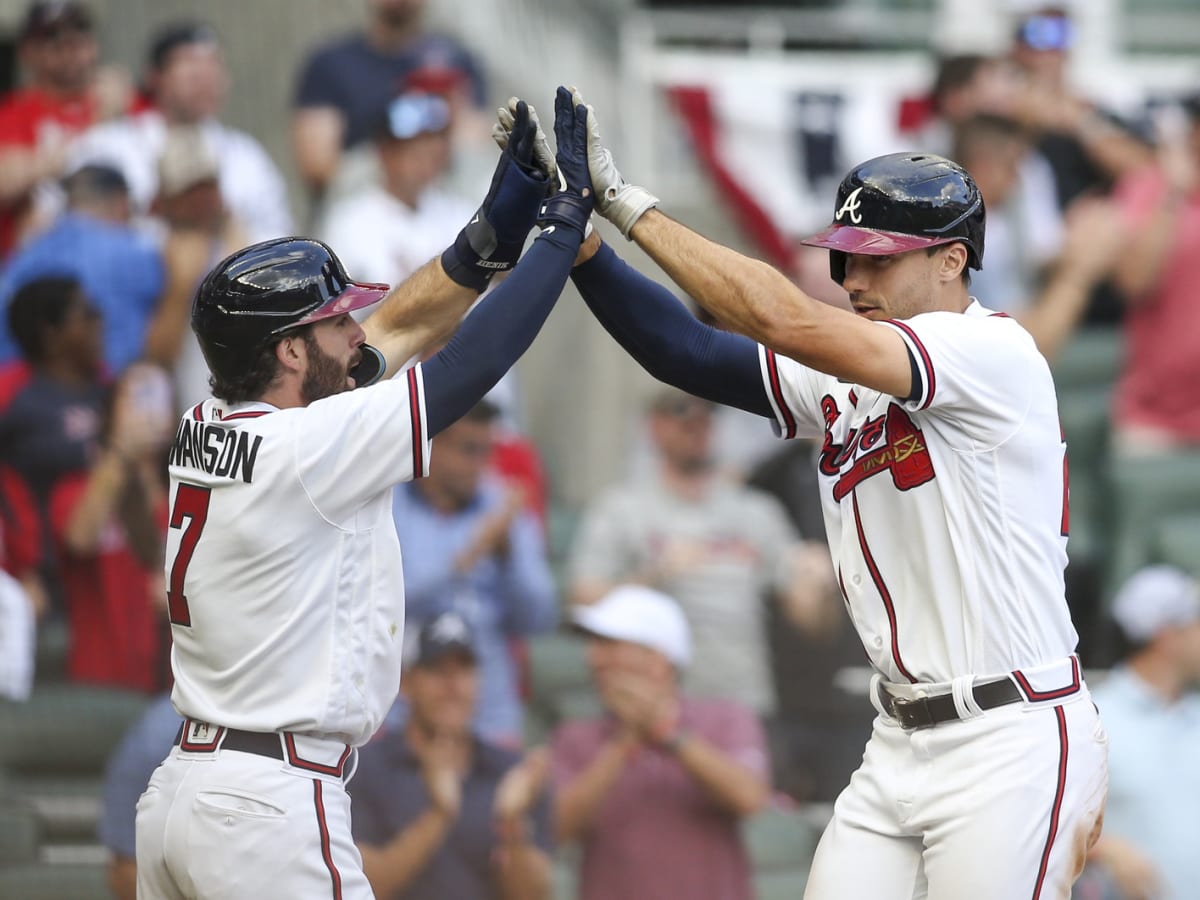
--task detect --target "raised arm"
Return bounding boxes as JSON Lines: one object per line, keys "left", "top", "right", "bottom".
{"left": 567, "top": 87, "right": 914, "bottom": 400}
{"left": 420, "top": 91, "right": 596, "bottom": 438}
{"left": 361, "top": 100, "right": 554, "bottom": 380}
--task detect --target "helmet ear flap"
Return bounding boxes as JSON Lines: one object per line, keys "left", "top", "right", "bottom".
{"left": 829, "top": 250, "right": 847, "bottom": 286}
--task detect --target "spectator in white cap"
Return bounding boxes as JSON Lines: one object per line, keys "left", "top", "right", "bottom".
{"left": 551, "top": 585, "right": 770, "bottom": 900}
{"left": 1074, "top": 566, "right": 1200, "bottom": 900}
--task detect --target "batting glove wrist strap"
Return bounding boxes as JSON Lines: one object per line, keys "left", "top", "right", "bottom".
{"left": 600, "top": 183, "right": 659, "bottom": 239}
{"left": 441, "top": 159, "right": 547, "bottom": 292}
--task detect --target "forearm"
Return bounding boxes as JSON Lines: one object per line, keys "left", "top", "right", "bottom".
{"left": 0, "top": 148, "right": 51, "bottom": 202}
{"left": 1112, "top": 200, "right": 1182, "bottom": 301}
{"left": 362, "top": 257, "right": 477, "bottom": 379}
{"left": 117, "top": 470, "right": 166, "bottom": 569}
{"left": 62, "top": 452, "right": 129, "bottom": 555}
{"left": 555, "top": 736, "right": 635, "bottom": 842}
{"left": 422, "top": 227, "right": 581, "bottom": 437}
{"left": 1017, "top": 267, "right": 1100, "bottom": 362}
{"left": 494, "top": 841, "right": 552, "bottom": 900}
{"left": 572, "top": 241, "right": 773, "bottom": 415}
{"left": 630, "top": 209, "right": 818, "bottom": 358}
{"left": 358, "top": 809, "right": 454, "bottom": 897}
{"left": 673, "top": 735, "right": 768, "bottom": 818}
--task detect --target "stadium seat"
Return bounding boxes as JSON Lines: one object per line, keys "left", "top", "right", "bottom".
{"left": 1050, "top": 328, "right": 1124, "bottom": 393}
{"left": 1153, "top": 513, "right": 1200, "bottom": 577}
{"left": 1105, "top": 452, "right": 1200, "bottom": 597}
{"left": 744, "top": 806, "right": 822, "bottom": 897}
{"left": 0, "top": 861, "right": 111, "bottom": 900}
{"left": 0, "top": 685, "right": 149, "bottom": 843}
{"left": 0, "top": 802, "right": 39, "bottom": 864}
{"left": 1058, "top": 386, "right": 1112, "bottom": 564}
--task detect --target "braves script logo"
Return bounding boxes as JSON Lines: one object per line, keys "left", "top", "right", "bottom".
{"left": 818, "top": 396, "right": 935, "bottom": 500}
{"left": 835, "top": 186, "right": 864, "bottom": 224}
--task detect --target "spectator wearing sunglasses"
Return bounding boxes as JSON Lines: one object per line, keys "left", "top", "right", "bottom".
{"left": 319, "top": 85, "right": 476, "bottom": 289}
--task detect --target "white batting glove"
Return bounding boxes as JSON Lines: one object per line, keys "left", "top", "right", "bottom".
{"left": 569, "top": 87, "right": 659, "bottom": 239}
{"left": 491, "top": 97, "right": 557, "bottom": 184}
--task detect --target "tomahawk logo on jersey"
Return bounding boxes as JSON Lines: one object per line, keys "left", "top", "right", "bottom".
{"left": 758, "top": 301, "right": 1075, "bottom": 684}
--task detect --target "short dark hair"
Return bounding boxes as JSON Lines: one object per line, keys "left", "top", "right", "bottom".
{"left": 207, "top": 337, "right": 285, "bottom": 405}
{"left": 62, "top": 164, "right": 128, "bottom": 208}
{"left": 952, "top": 113, "right": 1027, "bottom": 164}
{"left": 931, "top": 54, "right": 992, "bottom": 112}
{"left": 7, "top": 276, "right": 84, "bottom": 362}
{"left": 149, "top": 21, "right": 218, "bottom": 71}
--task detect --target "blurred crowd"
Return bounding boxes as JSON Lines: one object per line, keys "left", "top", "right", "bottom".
{"left": 0, "top": 1, "right": 1198, "bottom": 898}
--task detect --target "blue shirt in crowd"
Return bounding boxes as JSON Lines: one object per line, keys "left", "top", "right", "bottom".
{"left": 391, "top": 479, "right": 556, "bottom": 743}
{"left": 1089, "top": 666, "right": 1200, "bottom": 900}
{"left": 0, "top": 213, "right": 164, "bottom": 374}
{"left": 350, "top": 730, "right": 553, "bottom": 900}
{"left": 97, "top": 694, "right": 181, "bottom": 859}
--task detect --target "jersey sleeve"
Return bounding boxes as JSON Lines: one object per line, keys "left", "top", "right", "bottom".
{"left": 292, "top": 364, "right": 432, "bottom": 524}
{"left": 756, "top": 345, "right": 828, "bottom": 440}
{"left": 879, "top": 311, "right": 1037, "bottom": 448}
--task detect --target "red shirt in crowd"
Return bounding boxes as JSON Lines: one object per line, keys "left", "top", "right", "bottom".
{"left": 1113, "top": 166, "right": 1200, "bottom": 444}
{"left": 552, "top": 697, "right": 768, "bottom": 900}
{"left": 0, "top": 86, "right": 98, "bottom": 255}
{"left": 48, "top": 471, "right": 165, "bottom": 693}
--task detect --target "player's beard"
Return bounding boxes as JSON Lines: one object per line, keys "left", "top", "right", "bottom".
{"left": 300, "top": 331, "right": 352, "bottom": 405}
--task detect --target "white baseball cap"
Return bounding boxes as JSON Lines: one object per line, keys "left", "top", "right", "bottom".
{"left": 1112, "top": 565, "right": 1200, "bottom": 643}
{"left": 571, "top": 585, "right": 691, "bottom": 667}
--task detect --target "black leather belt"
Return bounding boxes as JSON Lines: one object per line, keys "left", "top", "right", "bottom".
{"left": 877, "top": 677, "right": 1023, "bottom": 730}
{"left": 174, "top": 723, "right": 285, "bottom": 761}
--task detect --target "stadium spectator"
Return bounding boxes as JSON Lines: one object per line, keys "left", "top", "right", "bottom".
{"left": 552, "top": 586, "right": 768, "bottom": 900}
{"left": 1005, "top": 2, "right": 1152, "bottom": 325}
{"left": 291, "top": 0, "right": 486, "bottom": 200}
{"left": 0, "top": 164, "right": 163, "bottom": 373}
{"left": 568, "top": 386, "right": 804, "bottom": 718}
{"left": 98, "top": 693, "right": 182, "bottom": 900}
{"left": 953, "top": 115, "right": 1125, "bottom": 359}
{"left": 70, "top": 21, "right": 292, "bottom": 242}
{"left": 351, "top": 612, "right": 553, "bottom": 900}
{"left": 390, "top": 400, "right": 556, "bottom": 745}
{"left": 141, "top": 124, "right": 250, "bottom": 411}
{"left": 49, "top": 361, "right": 174, "bottom": 692}
{"left": 1075, "top": 566, "right": 1200, "bottom": 900}
{"left": 0, "top": 0, "right": 130, "bottom": 256}
{"left": 0, "top": 276, "right": 105, "bottom": 580}
{"left": 1109, "top": 93, "right": 1200, "bottom": 453}
{"left": 320, "top": 87, "right": 475, "bottom": 285}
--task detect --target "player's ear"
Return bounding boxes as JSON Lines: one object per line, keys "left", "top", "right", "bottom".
{"left": 938, "top": 243, "right": 968, "bottom": 283}
{"left": 275, "top": 332, "right": 305, "bottom": 374}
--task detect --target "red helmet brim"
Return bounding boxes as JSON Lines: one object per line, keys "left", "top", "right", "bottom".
{"left": 293, "top": 281, "right": 390, "bottom": 326}
{"left": 799, "top": 224, "right": 956, "bottom": 256}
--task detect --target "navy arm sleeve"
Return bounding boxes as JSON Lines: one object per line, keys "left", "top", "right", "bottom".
{"left": 423, "top": 227, "right": 581, "bottom": 437}
{"left": 571, "top": 242, "right": 773, "bottom": 418}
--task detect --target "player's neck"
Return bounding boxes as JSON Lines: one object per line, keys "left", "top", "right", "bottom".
{"left": 256, "top": 381, "right": 305, "bottom": 411}
{"left": 1128, "top": 652, "right": 1187, "bottom": 703}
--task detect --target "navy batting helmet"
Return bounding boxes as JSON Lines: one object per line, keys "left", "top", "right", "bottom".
{"left": 801, "top": 153, "right": 985, "bottom": 285}
{"left": 192, "top": 237, "right": 389, "bottom": 387}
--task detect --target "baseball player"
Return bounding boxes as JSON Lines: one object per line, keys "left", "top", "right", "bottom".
{"left": 134, "top": 96, "right": 593, "bottom": 899}
{"left": 519, "top": 87, "right": 1108, "bottom": 898}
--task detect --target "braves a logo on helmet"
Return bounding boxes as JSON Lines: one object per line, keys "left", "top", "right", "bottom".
{"left": 834, "top": 186, "right": 865, "bottom": 224}
{"left": 818, "top": 397, "right": 935, "bottom": 499}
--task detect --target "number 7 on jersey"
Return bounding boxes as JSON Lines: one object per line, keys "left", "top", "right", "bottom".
{"left": 166, "top": 483, "right": 212, "bottom": 627}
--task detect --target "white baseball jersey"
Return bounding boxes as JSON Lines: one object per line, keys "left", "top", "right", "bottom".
{"left": 758, "top": 299, "right": 1077, "bottom": 683}
{"left": 163, "top": 367, "right": 430, "bottom": 747}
